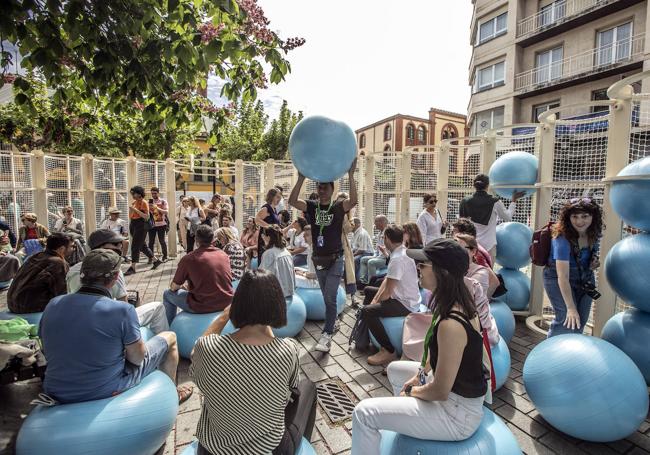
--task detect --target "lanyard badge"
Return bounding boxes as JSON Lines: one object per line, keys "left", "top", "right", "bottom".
{"left": 315, "top": 200, "right": 334, "bottom": 248}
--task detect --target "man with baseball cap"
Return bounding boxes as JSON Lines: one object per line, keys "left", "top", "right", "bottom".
{"left": 459, "top": 174, "right": 524, "bottom": 263}
{"left": 40, "top": 249, "right": 192, "bottom": 404}
{"left": 67, "top": 229, "right": 169, "bottom": 334}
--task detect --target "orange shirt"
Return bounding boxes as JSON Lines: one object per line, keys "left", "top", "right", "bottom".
{"left": 130, "top": 199, "right": 149, "bottom": 220}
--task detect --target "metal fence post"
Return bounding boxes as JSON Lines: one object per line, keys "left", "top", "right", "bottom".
{"left": 81, "top": 154, "right": 97, "bottom": 236}
{"left": 31, "top": 150, "right": 48, "bottom": 227}
{"left": 165, "top": 158, "right": 178, "bottom": 258}
{"left": 482, "top": 131, "right": 497, "bottom": 175}
{"left": 234, "top": 160, "right": 244, "bottom": 231}
{"left": 126, "top": 156, "right": 137, "bottom": 206}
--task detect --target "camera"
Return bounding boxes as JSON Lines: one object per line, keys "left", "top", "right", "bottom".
{"left": 581, "top": 282, "right": 601, "bottom": 300}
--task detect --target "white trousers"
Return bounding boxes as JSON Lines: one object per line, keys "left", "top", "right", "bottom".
{"left": 351, "top": 361, "right": 484, "bottom": 454}
{"left": 136, "top": 301, "right": 169, "bottom": 334}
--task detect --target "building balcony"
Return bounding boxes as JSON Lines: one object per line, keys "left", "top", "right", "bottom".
{"left": 515, "top": 0, "right": 644, "bottom": 46}
{"left": 514, "top": 34, "right": 644, "bottom": 97}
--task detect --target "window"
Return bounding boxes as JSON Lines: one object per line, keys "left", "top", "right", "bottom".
{"left": 384, "top": 124, "right": 392, "bottom": 141}
{"left": 441, "top": 124, "right": 458, "bottom": 141}
{"left": 591, "top": 89, "right": 609, "bottom": 113}
{"left": 532, "top": 101, "right": 560, "bottom": 122}
{"left": 477, "top": 12, "right": 507, "bottom": 45}
{"left": 597, "top": 22, "right": 632, "bottom": 66}
{"left": 473, "top": 61, "right": 505, "bottom": 93}
{"left": 384, "top": 144, "right": 391, "bottom": 152}
{"left": 535, "top": 46, "right": 563, "bottom": 84}
{"left": 470, "top": 107, "right": 504, "bottom": 136}
{"left": 417, "top": 126, "right": 426, "bottom": 143}
{"left": 406, "top": 124, "right": 415, "bottom": 140}
{"left": 359, "top": 134, "right": 366, "bottom": 148}
{"left": 538, "top": 0, "right": 566, "bottom": 28}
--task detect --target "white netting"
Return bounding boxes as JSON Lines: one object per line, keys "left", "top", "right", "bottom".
{"left": 243, "top": 163, "right": 263, "bottom": 223}
{"left": 0, "top": 152, "right": 34, "bottom": 233}
{"left": 371, "top": 153, "right": 400, "bottom": 236}
{"left": 94, "top": 158, "right": 129, "bottom": 230}
{"left": 409, "top": 150, "right": 438, "bottom": 223}
{"left": 136, "top": 161, "right": 166, "bottom": 193}
{"left": 44, "top": 155, "right": 85, "bottom": 231}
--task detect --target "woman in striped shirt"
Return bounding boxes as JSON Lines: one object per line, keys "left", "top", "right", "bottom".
{"left": 190, "top": 269, "right": 316, "bottom": 455}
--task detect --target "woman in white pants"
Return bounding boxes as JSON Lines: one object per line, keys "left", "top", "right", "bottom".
{"left": 352, "top": 238, "right": 487, "bottom": 453}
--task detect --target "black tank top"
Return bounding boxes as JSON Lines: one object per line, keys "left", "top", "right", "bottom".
{"left": 428, "top": 310, "right": 487, "bottom": 398}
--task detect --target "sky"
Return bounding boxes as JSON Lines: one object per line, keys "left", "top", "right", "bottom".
{"left": 208, "top": 0, "right": 474, "bottom": 131}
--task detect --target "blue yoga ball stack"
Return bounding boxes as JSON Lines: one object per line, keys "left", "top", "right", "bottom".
{"left": 289, "top": 115, "right": 357, "bottom": 182}
{"left": 498, "top": 265, "right": 531, "bottom": 312}
{"left": 16, "top": 371, "right": 178, "bottom": 455}
{"left": 604, "top": 233, "right": 650, "bottom": 313}
{"left": 490, "top": 300, "right": 515, "bottom": 344}
{"left": 523, "top": 335, "right": 648, "bottom": 442}
{"left": 488, "top": 151, "right": 538, "bottom": 199}
{"left": 272, "top": 295, "right": 307, "bottom": 338}
{"left": 609, "top": 156, "right": 650, "bottom": 231}
{"left": 602, "top": 309, "right": 650, "bottom": 384}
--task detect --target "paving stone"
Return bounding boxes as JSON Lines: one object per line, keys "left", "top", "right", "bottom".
{"left": 505, "top": 422, "right": 556, "bottom": 455}
{"left": 511, "top": 336, "right": 532, "bottom": 347}
{"left": 162, "top": 429, "right": 176, "bottom": 455}
{"left": 175, "top": 443, "right": 191, "bottom": 455}
{"left": 577, "top": 441, "right": 622, "bottom": 455}
{"left": 315, "top": 419, "right": 352, "bottom": 453}
{"left": 175, "top": 409, "right": 200, "bottom": 446}
{"left": 368, "top": 387, "right": 393, "bottom": 398}
{"left": 540, "top": 431, "right": 588, "bottom": 454}
{"left": 178, "top": 384, "right": 202, "bottom": 414}
{"left": 495, "top": 388, "right": 536, "bottom": 414}
{"left": 606, "top": 439, "right": 635, "bottom": 453}
{"left": 345, "top": 381, "right": 370, "bottom": 401}
{"left": 354, "top": 356, "right": 384, "bottom": 375}
{"left": 494, "top": 403, "right": 549, "bottom": 438}
{"left": 310, "top": 427, "right": 323, "bottom": 443}
{"left": 628, "top": 448, "right": 650, "bottom": 455}
{"left": 627, "top": 432, "right": 650, "bottom": 452}
{"left": 373, "top": 372, "right": 393, "bottom": 391}
{"left": 324, "top": 364, "right": 353, "bottom": 383}
{"left": 503, "top": 378, "right": 527, "bottom": 396}
{"left": 311, "top": 440, "right": 330, "bottom": 455}
{"left": 301, "top": 362, "right": 329, "bottom": 383}
{"left": 333, "top": 353, "right": 363, "bottom": 373}
{"left": 349, "top": 369, "right": 382, "bottom": 392}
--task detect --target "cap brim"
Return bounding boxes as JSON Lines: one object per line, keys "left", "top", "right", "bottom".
{"left": 406, "top": 248, "right": 429, "bottom": 263}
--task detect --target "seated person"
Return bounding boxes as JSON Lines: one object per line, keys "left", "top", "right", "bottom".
{"left": 16, "top": 212, "right": 50, "bottom": 259}
{"left": 8, "top": 233, "right": 73, "bottom": 314}
{"left": 191, "top": 269, "right": 316, "bottom": 455}
{"left": 100, "top": 207, "right": 129, "bottom": 260}
{"left": 361, "top": 225, "right": 421, "bottom": 366}
{"left": 352, "top": 239, "right": 486, "bottom": 453}
{"left": 53, "top": 206, "right": 86, "bottom": 265}
{"left": 67, "top": 229, "right": 169, "bottom": 334}
{"left": 351, "top": 217, "right": 374, "bottom": 279}
{"left": 218, "top": 211, "right": 239, "bottom": 239}
{"left": 163, "top": 225, "right": 233, "bottom": 324}
{"left": 259, "top": 225, "right": 295, "bottom": 298}
{"left": 295, "top": 225, "right": 318, "bottom": 288}
{"left": 0, "top": 220, "right": 19, "bottom": 286}
{"left": 288, "top": 218, "right": 309, "bottom": 267}
{"left": 39, "top": 249, "right": 192, "bottom": 404}
{"left": 452, "top": 218, "right": 493, "bottom": 269}
{"left": 359, "top": 215, "right": 389, "bottom": 285}
{"left": 240, "top": 216, "right": 259, "bottom": 266}
{"left": 214, "top": 227, "right": 245, "bottom": 281}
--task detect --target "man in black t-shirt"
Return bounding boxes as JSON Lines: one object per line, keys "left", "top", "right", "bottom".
{"left": 289, "top": 160, "right": 358, "bottom": 352}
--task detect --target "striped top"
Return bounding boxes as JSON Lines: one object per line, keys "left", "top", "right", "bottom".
{"left": 190, "top": 334, "right": 300, "bottom": 455}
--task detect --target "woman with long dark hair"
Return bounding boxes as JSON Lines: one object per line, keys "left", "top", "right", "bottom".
{"left": 255, "top": 188, "right": 281, "bottom": 261}
{"left": 544, "top": 198, "right": 603, "bottom": 337}
{"left": 125, "top": 186, "right": 160, "bottom": 275}
{"left": 402, "top": 222, "right": 424, "bottom": 249}
{"left": 352, "top": 238, "right": 486, "bottom": 453}
{"left": 259, "top": 225, "right": 295, "bottom": 298}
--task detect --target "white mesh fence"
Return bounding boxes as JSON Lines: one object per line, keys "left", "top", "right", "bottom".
{"left": 44, "top": 155, "right": 85, "bottom": 232}
{"left": 0, "top": 152, "right": 34, "bottom": 233}
{"left": 408, "top": 150, "right": 438, "bottom": 223}
{"left": 243, "top": 163, "right": 263, "bottom": 223}
{"left": 93, "top": 158, "right": 129, "bottom": 230}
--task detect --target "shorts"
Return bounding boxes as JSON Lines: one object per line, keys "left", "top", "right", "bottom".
{"left": 117, "top": 335, "right": 169, "bottom": 393}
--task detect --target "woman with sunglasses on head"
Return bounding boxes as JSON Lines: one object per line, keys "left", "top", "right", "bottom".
{"left": 416, "top": 193, "right": 447, "bottom": 244}
{"left": 352, "top": 238, "right": 487, "bottom": 453}
{"left": 544, "top": 198, "right": 603, "bottom": 337}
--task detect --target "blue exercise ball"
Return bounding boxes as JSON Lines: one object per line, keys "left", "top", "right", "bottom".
{"left": 140, "top": 326, "right": 155, "bottom": 341}
{"left": 16, "top": 371, "right": 178, "bottom": 455}
{"left": 180, "top": 436, "right": 317, "bottom": 455}
{"left": 523, "top": 334, "right": 648, "bottom": 442}
{"left": 491, "top": 337, "right": 510, "bottom": 391}
{"left": 490, "top": 301, "right": 515, "bottom": 344}
{"left": 297, "top": 286, "right": 346, "bottom": 320}
{"left": 602, "top": 309, "right": 650, "bottom": 384}
{"left": 171, "top": 311, "right": 222, "bottom": 358}
{"left": 0, "top": 310, "right": 43, "bottom": 327}
{"left": 495, "top": 222, "right": 533, "bottom": 269}
{"left": 605, "top": 233, "right": 650, "bottom": 312}
{"left": 610, "top": 156, "right": 650, "bottom": 231}
{"left": 272, "top": 295, "right": 307, "bottom": 338}
{"left": 250, "top": 257, "right": 259, "bottom": 270}
{"left": 370, "top": 316, "right": 406, "bottom": 356}
{"left": 289, "top": 115, "right": 357, "bottom": 182}
{"left": 499, "top": 269, "right": 530, "bottom": 311}
{"left": 488, "top": 151, "right": 538, "bottom": 199}
{"left": 380, "top": 408, "right": 521, "bottom": 454}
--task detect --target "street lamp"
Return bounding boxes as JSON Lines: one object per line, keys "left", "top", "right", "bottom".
{"left": 208, "top": 147, "right": 217, "bottom": 195}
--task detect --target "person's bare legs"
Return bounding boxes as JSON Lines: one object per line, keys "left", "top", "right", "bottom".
{"left": 122, "top": 239, "right": 130, "bottom": 257}
{"left": 155, "top": 331, "right": 179, "bottom": 382}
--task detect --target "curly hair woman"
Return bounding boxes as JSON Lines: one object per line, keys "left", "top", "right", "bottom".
{"left": 544, "top": 198, "right": 603, "bottom": 337}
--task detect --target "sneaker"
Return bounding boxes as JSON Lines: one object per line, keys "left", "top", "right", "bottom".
{"left": 124, "top": 267, "right": 136, "bottom": 276}
{"left": 314, "top": 333, "right": 333, "bottom": 352}
{"left": 367, "top": 348, "right": 397, "bottom": 366}
{"left": 151, "top": 259, "right": 162, "bottom": 270}
{"left": 122, "top": 256, "right": 131, "bottom": 263}
{"left": 147, "top": 257, "right": 154, "bottom": 264}
{"left": 161, "top": 256, "right": 168, "bottom": 262}
{"left": 333, "top": 320, "right": 341, "bottom": 333}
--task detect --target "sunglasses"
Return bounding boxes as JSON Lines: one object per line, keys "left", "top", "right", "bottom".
{"left": 570, "top": 197, "right": 591, "bottom": 204}
{"left": 426, "top": 200, "right": 437, "bottom": 204}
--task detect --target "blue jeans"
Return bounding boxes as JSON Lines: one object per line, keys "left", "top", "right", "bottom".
{"left": 354, "top": 252, "right": 373, "bottom": 282}
{"left": 359, "top": 256, "right": 387, "bottom": 284}
{"left": 543, "top": 265, "right": 594, "bottom": 338}
{"left": 118, "top": 335, "right": 169, "bottom": 392}
{"left": 162, "top": 289, "right": 194, "bottom": 324}
{"left": 315, "top": 256, "right": 345, "bottom": 334}
{"left": 293, "top": 254, "right": 308, "bottom": 267}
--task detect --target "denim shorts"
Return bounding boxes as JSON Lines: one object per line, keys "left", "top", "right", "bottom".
{"left": 118, "top": 335, "right": 169, "bottom": 392}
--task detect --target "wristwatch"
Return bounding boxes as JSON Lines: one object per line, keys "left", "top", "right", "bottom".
{"left": 404, "top": 385, "right": 413, "bottom": 396}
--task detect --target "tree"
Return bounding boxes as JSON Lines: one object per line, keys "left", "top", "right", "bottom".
{"left": 217, "top": 98, "right": 267, "bottom": 161}
{"left": 0, "top": 0, "right": 304, "bottom": 158}
{"left": 257, "top": 100, "right": 303, "bottom": 160}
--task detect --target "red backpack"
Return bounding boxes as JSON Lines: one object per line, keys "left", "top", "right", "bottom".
{"left": 530, "top": 221, "right": 555, "bottom": 266}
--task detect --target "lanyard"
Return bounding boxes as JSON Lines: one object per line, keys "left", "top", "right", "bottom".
{"left": 420, "top": 314, "right": 439, "bottom": 368}
{"left": 315, "top": 200, "right": 334, "bottom": 237}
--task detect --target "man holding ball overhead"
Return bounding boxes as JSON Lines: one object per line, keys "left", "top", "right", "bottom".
{"left": 289, "top": 160, "right": 358, "bottom": 352}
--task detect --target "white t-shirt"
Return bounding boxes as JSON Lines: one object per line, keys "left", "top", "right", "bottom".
{"left": 416, "top": 210, "right": 444, "bottom": 244}
{"left": 293, "top": 232, "right": 308, "bottom": 255}
{"left": 385, "top": 245, "right": 420, "bottom": 312}
{"left": 260, "top": 247, "right": 296, "bottom": 298}
{"left": 66, "top": 263, "right": 128, "bottom": 300}
{"left": 473, "top": 200, "right": 516, "bottom": 251}
{"left": 351, "top": 227, "right": 373, "bottom": 254}
{"left": 100, "top": 218, "right": 128, "bottom": 237}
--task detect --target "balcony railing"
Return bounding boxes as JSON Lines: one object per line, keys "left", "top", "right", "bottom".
{"left": 516, "top": 0, "right": 611, "bottom": 39}
{"left": 514, "top": 34, "right": 644, "bottom": 93}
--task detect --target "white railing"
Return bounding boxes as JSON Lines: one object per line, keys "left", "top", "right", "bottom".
{"left": 516, "top": 0, "right": 611, "bottom": 38}
{"left": 514, "top": 34, "right": 644, "bottom": 92}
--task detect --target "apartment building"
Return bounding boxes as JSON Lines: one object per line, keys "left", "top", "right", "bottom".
{"left": 468, "top": 0, "right": 648, "bottom": 132}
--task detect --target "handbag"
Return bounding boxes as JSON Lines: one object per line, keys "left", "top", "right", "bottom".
{"left": 436, "top": 208, "right": 447, "bottom": 235}
{"left": 348, "top": 307, "right": 371, "bottom": 350}
{"left": 311, "top": 253, "right": 338, "bottom": 270}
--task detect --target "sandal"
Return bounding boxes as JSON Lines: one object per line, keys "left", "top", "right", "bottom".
{"left": 177, "top": 384, "right": 194, "bottom": 404}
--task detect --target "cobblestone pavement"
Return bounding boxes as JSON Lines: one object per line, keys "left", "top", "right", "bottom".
{"left": 2, "top": 256, "right": 650, "bottom": 455}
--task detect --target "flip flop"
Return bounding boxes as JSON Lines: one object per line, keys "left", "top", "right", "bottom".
{"left": 177, "top": 384, "right": 194, "bottom": 405}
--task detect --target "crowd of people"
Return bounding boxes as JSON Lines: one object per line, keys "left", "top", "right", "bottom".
{"left": 0, "top": 169, "right": 605, "bottom": 454}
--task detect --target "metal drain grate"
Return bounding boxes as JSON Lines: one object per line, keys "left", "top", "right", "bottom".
{"left": 316, "top": 381, "right": 356, "bottom": 423}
